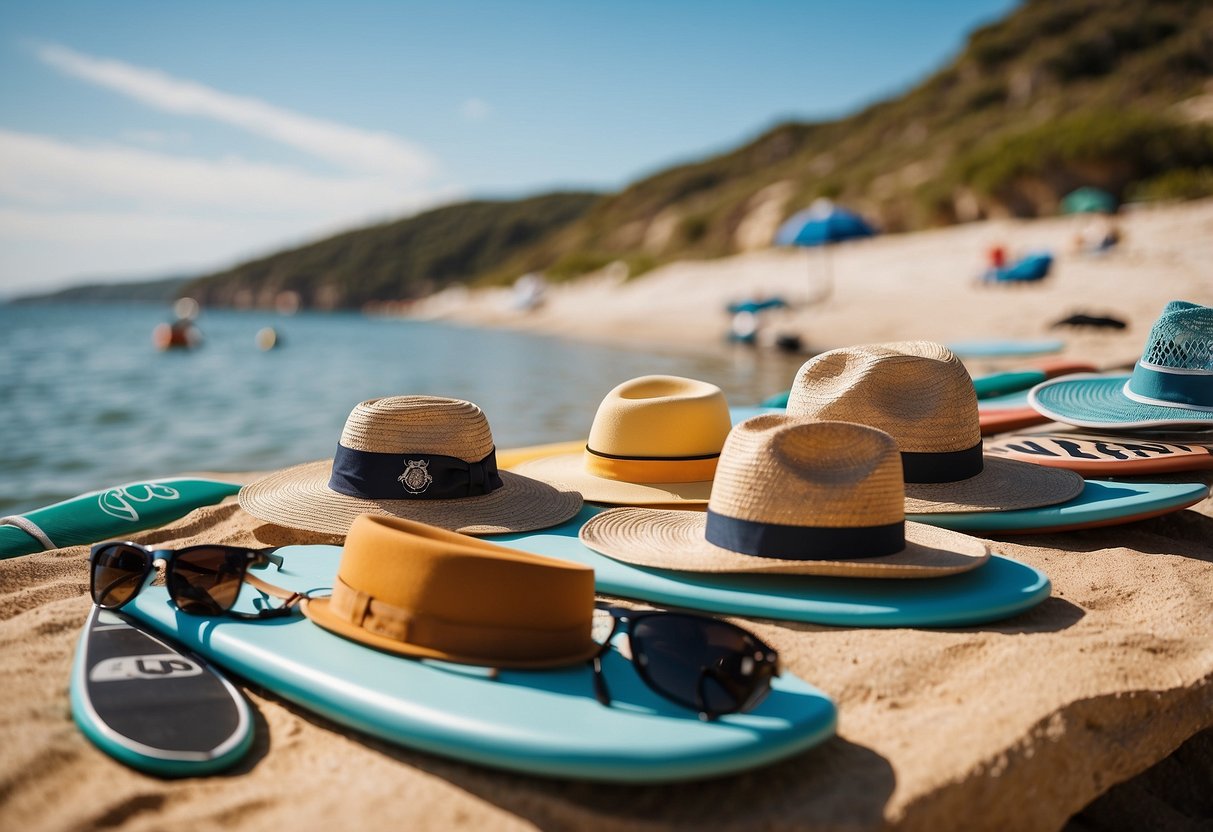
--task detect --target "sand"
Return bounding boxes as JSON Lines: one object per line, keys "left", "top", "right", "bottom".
{"left": 3, "top": 199, "right": 1213, "bottom": 831}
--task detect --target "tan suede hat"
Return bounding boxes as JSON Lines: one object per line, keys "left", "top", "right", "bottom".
{"left": 512, "top": 375, "right": 733, "bottom": 505}
{"left": 785, "top": 341, "right": 1085, "bottom": 513}
{"left": 239, "top": 396, "right": 582, "bottom": 536}
{"left": 580, "top": 416, "right": 991, "bottom": 579}
{"left": 304, "top": 514, "right": 600, "bottom": 668}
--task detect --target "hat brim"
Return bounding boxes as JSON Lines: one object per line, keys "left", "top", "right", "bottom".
{"left": 512, "top": 453, "right": 713, "bottom": 505}
{"left": 579, "top": 508, "right": 990, "bottom": 578}
{"left": 238, "top": 459, "right": 582, "bottom": 536}
{"left": 302, "top": 598, "right": 602, "bottom": 669}
{"left": 903, "top": 455, "right": 1085, "bottom": 514}
{"left": 1029, "top": 374, "right": 1213, "bottom": 429}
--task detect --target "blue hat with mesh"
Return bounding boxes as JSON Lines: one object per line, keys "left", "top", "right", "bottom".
{"left": 1029, "top": 300, "right": 1213, "bottom": 429}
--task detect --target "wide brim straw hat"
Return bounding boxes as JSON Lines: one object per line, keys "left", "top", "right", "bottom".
{"left": 786, "top": 340, "right": 1084, "bottom": 513}
{"left": 580, "top": 416, "right": 991, "bottom": 579}
{"left": 512, "top": 375, "right": 733, "bottom": 505}
{"left": 240, "top": 396, "right": 582, "bottom": 536}
{"left": 1028, "top": 301, "right": 1213, "bottom": 430}
{"left": 305, "top": 514, "right": 601, "bottom": 668}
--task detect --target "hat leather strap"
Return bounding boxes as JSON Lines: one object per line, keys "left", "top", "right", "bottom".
{"left": 900, "top": 440, "right": 984, "bottom": 483}
{"left": 326, "top": 575, "right": 588, "bottom": 662}
{"left": 327, "top": 446, "right": 503, "bottom": 499}
{"left": 583, "top": 446, "right": 719, "bottom": 483}
{"left": 1124, "top": 362, "right": 1213, "bottom": 411}
{"left": 705, "top": 510, "right": 905, "bottom": 559}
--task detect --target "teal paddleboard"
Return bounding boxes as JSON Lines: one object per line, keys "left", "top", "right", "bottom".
{"left": 0, "top": 478, "right": 241, "bottom": 558}
{"left": 71, "top": 606, "right": 254, "bottom": 777}
{"left": 120, "top": 546, "right": 836, "bottom": 783}
{"left": 489, "top": 507, "right": 1051, "bottom": 628}
{"left": 945, "top": 339, "right": 1064, "bottom": 358}
{"left": 914, "top": 480, "right": 1209, "bottom": 534}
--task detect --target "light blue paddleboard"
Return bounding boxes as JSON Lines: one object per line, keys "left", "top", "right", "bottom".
{"left": 71, "top": 606, "right": 254, "bottom": 777}
{"left": 977, "top": 388, "right": 1032, "bottom": 411}
{"left": 914, "top": 480, "right": 1209, "bottom": 534}
{"left": 945, "top": 339, "right": 1064, "bottom": 358}
{"left": 120, "top": 546, "right": 836, "bottom": 783}
{"left": 489, "top": 507, "right": 1051, "bottom": 628}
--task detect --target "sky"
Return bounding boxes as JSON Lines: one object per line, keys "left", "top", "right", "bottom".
{"left": 0, "top": 0, "right": 1018, "bottom": 296}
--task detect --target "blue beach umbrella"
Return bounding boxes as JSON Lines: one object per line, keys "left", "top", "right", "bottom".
{"left": 774, "top": 199, "right": 877, "bottom": 303}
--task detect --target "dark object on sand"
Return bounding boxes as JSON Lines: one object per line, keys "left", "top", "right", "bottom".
{"left": 775, "top": 333, "right": 803, "bottom": 353}
{"left": 1051, "top": 313, "right": 1127, "bottom": 330}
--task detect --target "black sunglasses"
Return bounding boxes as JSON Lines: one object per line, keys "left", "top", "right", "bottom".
{"left": 89, "top": 541, "right": 303, "bottom": 619}
{"left": 589, "top": 604, "right": 780, "bottom": 720}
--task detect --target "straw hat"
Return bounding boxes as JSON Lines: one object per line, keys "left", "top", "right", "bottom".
{"left": 239, "top": 396, "right": 582, "bottom": 536}
{"left": 580, "top": 416, "right": 990, "bottom": 578}
{"left": 511, "top": 375, "right": 732, "bottom": 505}
{"left": 785, "top": 341, "right": 1084, "bottom": 513}
{"left": 1030, "top": 300, "right": 1213, "bottom": 429}
{"left": 304, "top": 514, "right": 600, "bottom": 668}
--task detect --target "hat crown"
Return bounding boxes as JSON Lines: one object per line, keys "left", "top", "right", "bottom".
{"left": 708, "top": 416, "right": 905, "bottom": 528}
{"left": 586, "top": 375, "right": 732, "bottom": 458}
{"left": 339, "top": 396, "right": 494, "bottom": 461}
{"left": 786, "top": 341, "right": 979, "bottom": 453}
{"left": 1140, "top": 301, "right": 1213, "bottom": 370}
{"left": 334, "top": 515, "right": 594, "bottom": 660}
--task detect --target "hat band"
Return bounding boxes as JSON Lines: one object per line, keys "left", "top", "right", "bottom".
{"left": 705, "top": 509, "right": 905, "bottom": 560}
{"left": 327, "top": 445, "right": 503, "bottom": 500}
{"left": 327, "top": 575, "right": 590, "bottom": 663}
{"left": 583, "top": 446, "right": 720, "bottom": 483}
{"left": 900, "top": 440, "right": 984, "bottom": 483}
{"left": 1124, "top": 361, "right": 1213, "bottom": 411}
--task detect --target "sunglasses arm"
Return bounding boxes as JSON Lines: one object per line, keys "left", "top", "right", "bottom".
{"left": 228, "top": 572, "right": 305, "bottom": 620}
{"left": 250, "top": 549, "right": 285, "bottom": 571}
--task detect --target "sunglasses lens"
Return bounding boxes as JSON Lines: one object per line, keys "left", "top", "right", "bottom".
{"left": 91, "top": 544, "right": 149, "bottom": 608}
{"left": 630, "top": 614, "right": 776, "bottom": 716}
{"left": 168, "top": 548, "right": 245, "bottom": 615}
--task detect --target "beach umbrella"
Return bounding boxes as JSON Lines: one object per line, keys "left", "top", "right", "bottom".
{"left": 1060, "top": 187, "right": 1116, "bottom": 215}
{"left": 773, "top": 199, "right": 876, "bottom": 303}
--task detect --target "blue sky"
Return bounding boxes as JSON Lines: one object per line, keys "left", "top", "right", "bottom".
{"left": 0, "top": 0, "right": 1017, "bottom": 295}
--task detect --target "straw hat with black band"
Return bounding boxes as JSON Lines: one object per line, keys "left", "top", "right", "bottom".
{"left": 512, "top": 375, "right": 733, "bottom": 505}
{"left": 304, "top": 514, "right": 601, "bottom": 668}
{"left": 239, "top": 396, "right": 582, "bottom": 536}
{"left": 580, "top": 416, "right": 991, "bottom": 578}
{"left": 785, "top": 340, "right": 1084, "bottom": 514}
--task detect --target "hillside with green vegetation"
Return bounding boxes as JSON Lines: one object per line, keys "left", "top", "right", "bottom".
{"left": 183, "top": 192, "right": 600, "bottom": 309}
{"left": 179, "top": 0, "right": 1212, "bottom": 309}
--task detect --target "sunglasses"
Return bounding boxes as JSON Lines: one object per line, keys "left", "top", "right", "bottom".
{"left": 89, "top": 541, "right": 303, "bottom": 619}
{"left": 589, "top": 604, "right": 780, "bottom": 720}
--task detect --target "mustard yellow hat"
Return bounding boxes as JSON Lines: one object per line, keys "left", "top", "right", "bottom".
{"left": 512, "top": 375, "right": 732, "bottom": 505}
{"left": 304, "top": 514, "right": 601, "bottom": 668}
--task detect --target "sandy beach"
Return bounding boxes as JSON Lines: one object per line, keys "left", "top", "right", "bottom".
{"left": 3, "top": 200, "right": 1212, "bottom": 831}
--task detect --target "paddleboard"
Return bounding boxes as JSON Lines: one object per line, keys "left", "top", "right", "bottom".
{"left": 985, "top": 432, "right": 1213, "bottom": 476}
{"left": 489, "top": 507, "right": 1051, "bottom": 628}
{"left": 972, "top": 360, "right": 1097, "bottom": 399}
{"left": 946, "top": 339, "right": 1064, "bottom": 358}
{"left": 913, "top": 480, "right": 1209, "bottom": 534}
{"left": 0, "top": 478, "right": 241, "bottom": 559}
{"left": 120, "top": 547, "right": 837, "bottom": 783}
{"left": 70, "top": 606, "right": 254, "bottom": 777}
{"left": 977, "top": 389, "right": 1052, "bottom": 435}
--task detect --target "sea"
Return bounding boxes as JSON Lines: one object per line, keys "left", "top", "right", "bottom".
{"left": 0, "top": 302, "right": 804, "bottom": 516}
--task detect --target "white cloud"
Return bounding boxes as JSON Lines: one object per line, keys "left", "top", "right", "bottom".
{"left": 0, "top": 43, "right": 463, "bottom": 293}
{"left": 460, "top": 97, "right": 492, "bottom": 122}
{"left": 36, "top": 43, "right": 437, "bottom": 181}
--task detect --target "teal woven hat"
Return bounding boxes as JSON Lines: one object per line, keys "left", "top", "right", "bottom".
{"left": 1029, "top": 301, "right": 1213, "bottom": 429}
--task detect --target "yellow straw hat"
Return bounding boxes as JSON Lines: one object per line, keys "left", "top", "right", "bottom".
{"left": 304, "top": 514, "right": 600, "bottom": 668}
{"left": 239, "top": 396, "right": 582, "bottom": 536}
{"left": 511, "top": 375, "right": 732, "bottom": 505}
{"left": 785, "top": 341, "right": 1084, "bottom": 513}
{"left": 580, "top": 416, "right": 990, "bottom": 578}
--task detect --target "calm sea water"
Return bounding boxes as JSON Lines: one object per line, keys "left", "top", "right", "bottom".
{"left": 0, "top": 302, "right": 804, "bottom": 515}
